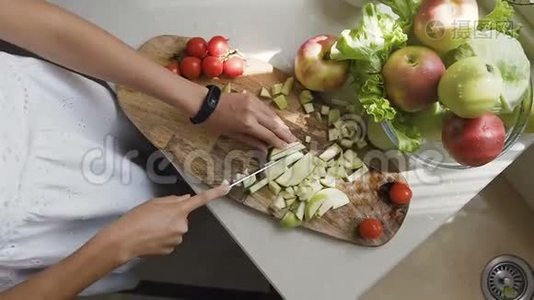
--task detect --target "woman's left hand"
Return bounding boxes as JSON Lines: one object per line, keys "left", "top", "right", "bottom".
{"left": 204, "top": 92, "right": 297, "bottom": 151}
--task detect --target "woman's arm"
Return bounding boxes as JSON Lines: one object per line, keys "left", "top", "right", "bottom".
{"left": 0, "top": 185, "right": 230, "bottom": 300}
{"left": 0, "top": 0, "right": 295, "bottom": 150}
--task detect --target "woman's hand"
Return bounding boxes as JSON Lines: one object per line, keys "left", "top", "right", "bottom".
{"left": 96, "top": 183, "right": 231, "bottom": 261}
{"left": 205, "top": 92, "right": 297, "bottom": 151}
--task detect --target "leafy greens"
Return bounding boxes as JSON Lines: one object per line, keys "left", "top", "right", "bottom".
{"left": 478, "top": 0, "right": 520, "bottom": 38}
{"left": 330, "top": 1, "right": 422, "bottom": 152}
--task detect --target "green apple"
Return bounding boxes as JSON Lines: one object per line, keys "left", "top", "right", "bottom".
{"left": 410, "top": 102, "right": 446, "bottom": 141}
{"left": 438, "top": 57, "right": 503, "bottom": 118}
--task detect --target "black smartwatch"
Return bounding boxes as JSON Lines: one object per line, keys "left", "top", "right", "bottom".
{"left": 190, "top": 85, "right": 222, "bottom": 124}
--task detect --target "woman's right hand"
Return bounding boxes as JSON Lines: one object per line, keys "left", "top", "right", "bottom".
{"left": 95, "top": 183, "right": 230, "bottom": 262}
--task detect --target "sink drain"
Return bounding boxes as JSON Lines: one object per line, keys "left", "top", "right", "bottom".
{"left": 482, "top": 255, "right": 534, "bottom": 300}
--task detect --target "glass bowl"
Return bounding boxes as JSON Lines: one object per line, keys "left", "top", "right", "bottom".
{"left": 380, "top": 80, "right": 533, "bottom": 169}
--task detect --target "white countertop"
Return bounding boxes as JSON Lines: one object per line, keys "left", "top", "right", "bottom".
{"left": 52, "top": 1, "right": 534, "bottom": 299}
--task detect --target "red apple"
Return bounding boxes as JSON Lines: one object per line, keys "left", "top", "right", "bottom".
{"left": 294, "top": 35, "right": 349, "bottom": 92}
{"left": 414, "top": 0, "right": 478, "bottom": 53}
{"left": 442, "top": 113, "right": 505, "bottom": 167}
{"left": 382, "top": 46, "right": 445, "bottom": 112}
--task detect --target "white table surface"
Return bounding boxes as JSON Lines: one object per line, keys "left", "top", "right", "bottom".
{"left": 52, "top": 0, "right": 534, "bottom": 299}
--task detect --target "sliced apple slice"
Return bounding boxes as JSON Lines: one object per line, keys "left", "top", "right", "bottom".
{"left": 264, "top": 151, "right": 304, "bottom": 180}
{"left": 275, "top": 153, "right": 315, "bottom": 187}
{"left": 272, "top": 195, "right": 286, "bottom": 210}
{"left": 268, "top": 142, "right": 306, "bottom": 161}
{"left": 316, "top": 188, "right": 350, "bottom": 217}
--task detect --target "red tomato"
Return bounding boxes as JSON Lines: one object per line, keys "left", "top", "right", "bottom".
{"left": 180, "top": 56, "right": 202, "bottom": 80}
{"left": 207, "top": 35, "right": 229, "bottom": 56}
{"left": 223, "top": 57, "right": 244, "bottom": 78}
{"left": 186, "top": 37, "right": 208, "bottom": 58}
{"left": 359, "top": 218, "right": 383, "bottom": 240}
{"left": 165, "top": 61, "right": 180, "bottom": 76}
{"left": 202, "top": 56, "right": 224, "bottom": 78}
{"left": 389, "top": 182, "right": 412, "bottom": 205}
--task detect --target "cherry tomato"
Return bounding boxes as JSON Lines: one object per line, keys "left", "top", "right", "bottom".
{"left": 165, "top": 61, "right": 180, "bottom": 76}
{"left": 389, "top": 182, "right": 412, "bottom": 205}
{"left": 207, "top": 35, "right": 229, "bottom": 56}
{"left": 359, "top": 218, "right": 383, "bottom": 240}
{"left": 186, "top": 37, "right": 208, "bottom": 58}
{"left": 202, "top": 56, "right": 224, "bottom": 78}
{"left": 223, "top": 56, "right": 244, "bottom": 78}
{"left": 180, "top": 56, "right": 202, "bottom": 80}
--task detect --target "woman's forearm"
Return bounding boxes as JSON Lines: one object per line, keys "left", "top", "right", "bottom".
{"left": 0, "top": 0, "right": 206, "bottom": 117}
{"left": 0, "top": 235, "right": 125, "bottom": 300}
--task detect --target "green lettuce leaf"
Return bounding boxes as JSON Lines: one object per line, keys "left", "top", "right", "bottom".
{"left": 391, "top": 115, "right": 422, "bottom": 153}
{"left": 376, "top": 0, "right": 421, "bottom": 31}
{"left": 330, "top": 3, "right": 407, "bottom": 63}
{"left": 478, "top": 0, "right": 520, "bottom": 38}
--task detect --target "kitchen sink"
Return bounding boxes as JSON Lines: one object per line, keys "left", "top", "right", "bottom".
{"left": 361, "top": 163, "right": 534, "bottom": 300}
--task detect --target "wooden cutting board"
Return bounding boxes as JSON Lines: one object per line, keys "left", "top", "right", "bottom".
{"left": 117, "top": 35, "right": 409, "bottom": 246}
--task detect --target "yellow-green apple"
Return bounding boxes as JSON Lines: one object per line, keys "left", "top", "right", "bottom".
{"left": 442, "top": 112, "right": 505, "bottom": 167}
{"left": 414, "top": 0, "right": 478, "bottom": 53}
{"left": 382, "top": 46, "right": 445, "bottom": 112}
{"left": 438, "top": 57, "right": 503, "bottom": 118}
{"left": 294, "top": 35, "right": 349, "bottom": 92}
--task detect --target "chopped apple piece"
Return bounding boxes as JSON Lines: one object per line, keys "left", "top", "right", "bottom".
{"left": 242, "top": 174, "right": 257, "bottom": 189}
{"left": 347, "top": 165, "right": 368, "bottom": 182}
{"left": 305, "top": 136, "right": 312, "bottom": 143}
{"left": 281, "top": 77, "right": 295, "bottom": 96}
{"left": 268, "top": 181, "right": 282, "bottom": 195}
{"left": 356, "top": 139, "right": 368, "bottom": 149}
{"left": 302, "top": 103, "right": 314, "bottom": 114}
{"left": 314, "top": 112, "right": 322, "bottom": 122}
{"left": 320, "top": 175, "right": 336, "bottom": 188}
{"left": 273, "top": 94, "right": 288, "bottom": 110}
{"left": 328, "top": 109, "right": 341, "bottom": 125}
{"left": 280, "top": 211, "right": 301, "bottom": 228}
{"left": 295, "top": 202, "right": 305, "bottom": 221}
{"left": 321, "top": 105, "right": 330, "bottom": 115}
{"left": 339, "top": 138, "right": 354, "bottom": 149}
{"left": 247, "top": 178, "right": 269, "bottom": 194}
{"left": 222, "top": 82, "right": 232, "bottom": 93}
{"left": 271, "top": 83, "right": 283, "bottom": 96}
{"left": 299, "top": 90, "right": 314, "bottom": 104}
{"left": 319, "top": 144, "right": 342, "bottom": 161}
{"left": 272, "top": 195, "right": 286, "bottom": 210}
{"left": 285, "top": 197, "right": 297, "bottom": 206}
{"left": 328, "top": 128, "right": 339, "bottom": 142}
{"left": 259, "top": 87, "right": 271, "bottom": 99}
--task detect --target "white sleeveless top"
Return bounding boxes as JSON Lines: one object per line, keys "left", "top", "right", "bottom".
{"left": 0, "top": 52, "right": 156, "bottom": 295}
